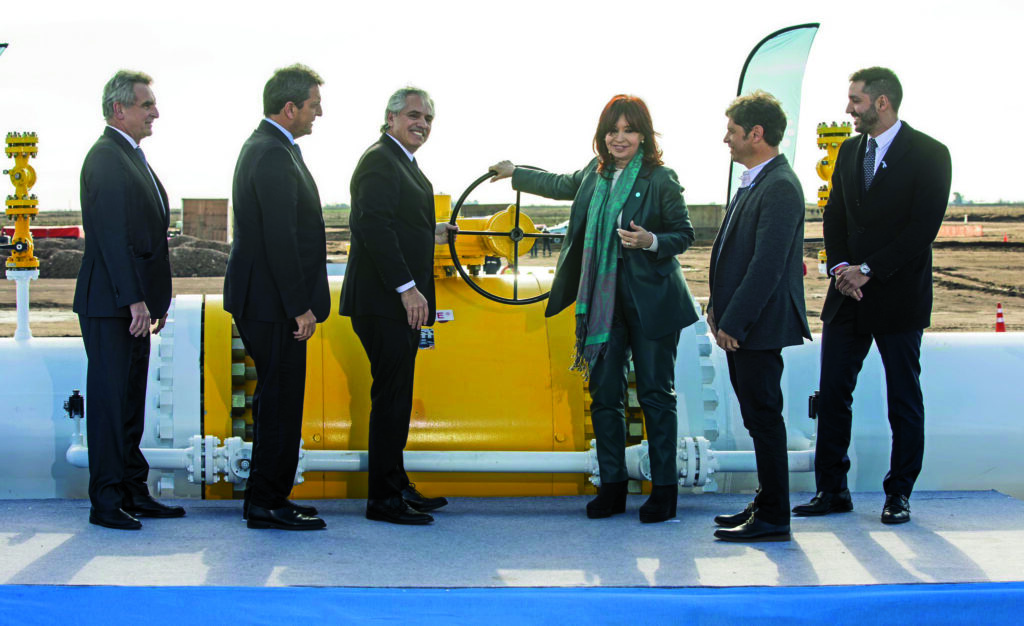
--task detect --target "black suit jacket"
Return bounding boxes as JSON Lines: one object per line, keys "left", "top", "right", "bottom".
{"left": 513, "top": 158, "right": 698, "bottom": 339}
{"left": 340, "top": 135, "right": 437, "bottom": 324}
{"left": 708, "top": 155, "right": 811, "bottom": 350}
{"left": 224, "top": 120, "right": 329, "bottom": 323}
{"left": 74, "top": 127, "right": 171, "bottom": 319}
{"left": 821, "top": 122, "right": 952, "bottom": 333}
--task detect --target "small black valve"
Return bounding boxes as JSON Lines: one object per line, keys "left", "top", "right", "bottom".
{"left": 65, "top": 389, "right": 84, "bottom": 419}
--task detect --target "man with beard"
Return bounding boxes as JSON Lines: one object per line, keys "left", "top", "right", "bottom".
{"left": 792, "top": 67, "right": 951, "bottom": 525}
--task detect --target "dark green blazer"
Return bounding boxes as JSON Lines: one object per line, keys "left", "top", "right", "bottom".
{"left": 513, "top": 158, "right": 698, "bottom": 339}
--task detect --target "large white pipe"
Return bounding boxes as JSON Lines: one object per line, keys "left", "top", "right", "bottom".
{"left": 303, "top": 449, "right": 597, "bottom": 474}
{"left": 66, "top": 444, "right": 194, "bottom": 471}
{"left": 63, "top": 438, "right": 818, "bottom": 489}
{"left": 713, "top": 449, "right": 815, "bottom": 473}
{"left": 4, "top": 291, "right": 1024, "bottom": 498}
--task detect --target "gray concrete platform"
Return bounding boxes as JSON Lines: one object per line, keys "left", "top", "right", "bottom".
{"left": 1, "top": 491, "right": 1022, "bottom": 588}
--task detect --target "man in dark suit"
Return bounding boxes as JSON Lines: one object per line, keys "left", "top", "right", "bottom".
{"left": 75, "top": 70, "right": 184, "bottom": 530}
{"left": 340, "top": 87, "right": 456, "bottom": 525}
{"left": 708, "top": 91, "right": 811, "bottom": 542}
{"left": 224, "top": 64, "right": 330, "bottom": 531}
{"left": 793, "top": 67, "right": 951, "bottom": 525}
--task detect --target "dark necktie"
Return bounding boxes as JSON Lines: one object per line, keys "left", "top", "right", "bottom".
{"left": 863, "top": 137, "right": 878, "bottom": 190}
{"left": 291, "top": 143, "right": 304, "bottom": 163}
{"left": 136, "top": 146, "right": 165, "bottom": 216}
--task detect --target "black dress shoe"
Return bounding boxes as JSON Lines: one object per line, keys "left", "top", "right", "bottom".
{"left": 586, "top": 480, "right": 628, "bottom": 519}
{"left": 881, "top": 494, "right": 911, "bottom": 524}
{"left": 714, "top": 517, "right": 791, "bottom": 542}
{"left": 90, "top": 507, "right": 142, "bottom": 530}
{"left": 247, "top": 504, "right": 326, "bottom": 530}
{"left": 243, "top": 498, "right": 318, "bottom": 521}
{"left": 639, "top": 485, "right": 677, "bottom": 523}
{"left": 367, "top": 496, "right": 433, "bottom": 525}
{"left": 402, "top": 484, "right": 448, "bottom": 513}
{"left": 792, "top": 489, "right": 854, "bottom": 516}
{"left": 715, "top": 502, "right": 757, "bottom": 528}
{"left": 123, "top": 494, "right": 186, "bottom": 518}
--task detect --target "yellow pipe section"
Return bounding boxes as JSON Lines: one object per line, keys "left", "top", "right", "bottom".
{"left": 205, "top": 201, "right": 586, "bottom": 500}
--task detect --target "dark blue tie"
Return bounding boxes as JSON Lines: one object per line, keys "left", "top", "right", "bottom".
{"left": 863, "top": 137, "right": 878, "bottom": 190}
{"left": 291, "top": 143, "right": 303, "bottom": 162}
{"left": 136, "top": 146, "right": 165, "bottom": 216}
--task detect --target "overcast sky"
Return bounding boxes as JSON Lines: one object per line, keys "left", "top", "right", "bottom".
{"left": 1, "top": 0, "right": 1019, "bottom": 212}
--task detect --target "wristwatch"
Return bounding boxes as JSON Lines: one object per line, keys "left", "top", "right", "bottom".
{"left": 859, "top": 263, "right": 872, "bottom": 277}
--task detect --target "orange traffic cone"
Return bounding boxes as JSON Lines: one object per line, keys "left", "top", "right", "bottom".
{"left": 996, "top": 303, "right": 1006, "bottom": 332}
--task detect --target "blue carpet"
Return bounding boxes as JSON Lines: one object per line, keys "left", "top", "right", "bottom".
{"left": 1, "top": 583, "right": 1022, "bottom": 625}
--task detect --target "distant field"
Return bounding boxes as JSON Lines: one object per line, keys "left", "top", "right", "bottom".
{"left": 30, "top": 203, "right": 1024, "bottom": 229}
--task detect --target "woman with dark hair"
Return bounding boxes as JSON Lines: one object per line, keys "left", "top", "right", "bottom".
{"left": 489, "top": 95, "right": 697, "bottom": 522}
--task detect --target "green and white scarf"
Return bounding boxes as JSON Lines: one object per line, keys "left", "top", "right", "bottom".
{"left": 572, "top": 148, "right": 644, "bottom": 376}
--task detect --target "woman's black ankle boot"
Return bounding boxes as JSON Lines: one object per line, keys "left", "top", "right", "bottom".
{"left": 586, "top": 480, "right": 628, "bottom": 519}
{"left": 639, "top": 484, "right": 678, "bottom": 523}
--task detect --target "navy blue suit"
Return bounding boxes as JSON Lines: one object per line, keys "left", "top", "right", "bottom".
{"left": 340, "top": 135, "right": 436, "bottom": 500}
{"left": 817, "top": 122, "right": 951, "bottom": 498}
{"left": 74, "top": 127, "right": 171, "bottom": 512}
{"left": 224, "top": 120, "right": 329, "bottom": 509}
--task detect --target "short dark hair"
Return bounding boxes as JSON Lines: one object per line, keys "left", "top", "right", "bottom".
{"left": 593, "top": 94, "right": 663, "bottom": 173}
{"left": 263, "top": 64, "right": 323, "bottom": 116}
{"left": 725, "top": 90, "right": 787, "bottom": 147}
{"left": 850, "top": 66, "right": 903, "bottom": 113}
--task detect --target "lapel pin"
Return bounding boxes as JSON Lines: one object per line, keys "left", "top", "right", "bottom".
{"left": 881, "top": 161, "right": 887, "bottom": 169}
{"left": 635, "top": 192, "right": 640, "bottom": 198}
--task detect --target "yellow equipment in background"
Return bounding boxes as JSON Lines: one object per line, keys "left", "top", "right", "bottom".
{"left": 202, "top": 195, "right": 609, "bottom": 501}
{"left": 815, "top": 122, "right": 851, "bottom": 274}
{"left": 4, "top": 132, "right": 40, "bottom": 270}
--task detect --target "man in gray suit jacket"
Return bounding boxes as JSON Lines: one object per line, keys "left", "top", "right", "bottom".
{"left": 708, "top": 91, "right": 811, "bottom": 542}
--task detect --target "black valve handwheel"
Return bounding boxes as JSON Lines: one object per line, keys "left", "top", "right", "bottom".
{"left": 448, "top": 167, "right": 562, "bottom": 305}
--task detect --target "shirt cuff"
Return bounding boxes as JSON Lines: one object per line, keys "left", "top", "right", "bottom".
{"left": 396, "top": 280, "right": 416, "bottom": 294}
{"left": 829, "top": 262, "right": 849, "bottom": 277}
{"left": 643, "top": 233, "right": 659, "bottom": 252}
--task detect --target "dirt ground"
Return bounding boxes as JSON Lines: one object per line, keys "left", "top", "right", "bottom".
{"left": 2, "top": 219, "right": 1022, "bottom": 337}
